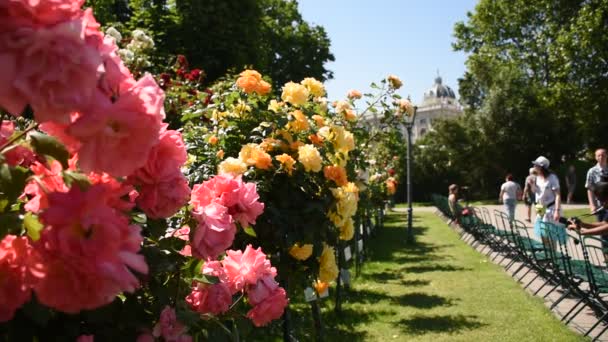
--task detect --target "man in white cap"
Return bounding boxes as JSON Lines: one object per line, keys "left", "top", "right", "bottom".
{"left": 586, "top": 148, "right": 608, "bottom": 222}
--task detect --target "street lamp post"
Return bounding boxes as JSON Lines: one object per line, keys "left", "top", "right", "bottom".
{"left": 404, "top": 106, "right": 417, "bottom": 243}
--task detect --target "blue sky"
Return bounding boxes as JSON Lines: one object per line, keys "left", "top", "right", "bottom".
{"left": 298, "top": 0, "right": 478, "bottom": 103}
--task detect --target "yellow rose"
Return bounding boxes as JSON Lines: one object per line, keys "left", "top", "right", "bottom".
{"left": 216, "top": 149, "right": 225, "bottom": 159}
{"left": 268, "top": 99, "right": 284, "bottom": 113}
{"left": 332, "top": 125, "right": 355, "bottom": 153}
{"left": 289, "top": 243, "right": 313, "bottom": 260}
{"left": 329, "top": 182, "right": 359, "bottom": 227}
{"left": 397, "top": 99, "right": 415, "bottom": 116}
{"left": 311, "top": 115, "right": 326, "bottom": 127}
{"left": 297, "top": 144, "right": 323, "bottom": 172}
{"left": 287, "top": 110, "right": 310, "bottom": 132}
{"left": 281, "top": 81, "right": 309, "bottom": 106}
{"left": 218, "top": 157, "right": 247, "bottom": 176}
{"left": 260, "top": 138, "right": 281, "bottom": 152}
{"left": 234, "top": 101, "right": 251, "bottom": 116}
{"left": 347, "top": 89, "right": 362, "bottom": 99}
{"left": 339, "top": 217, "right": 354, "bottom": 241}
{"left": 387, "top": 74, "right": 403, "bottom": 89}
{"left": 275, "top": 153, "right": 296, "bottom": 175}
{"left": 239, "top": 143, "right": 272, "bottom": 170}
{"left": 314, "top": 280, "right": 329, "bottom": 294}
{"left": 334, "top": 100, "right": 351, "bottom": 113}
{"left": 319, "top": 244, "right": 338, "bottom": 283}
{"left": 301, "top": 77, "right": 325, "bottom": 97}
{"left": 344, "top": 109, "right": 357, "bottom": 121}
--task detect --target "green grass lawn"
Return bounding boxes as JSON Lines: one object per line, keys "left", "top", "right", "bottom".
{"left": 563, "top": 208, "right": 596, "bottom": 224}
{"left": 256, "top": 211, "right": 585, "bottom": 341}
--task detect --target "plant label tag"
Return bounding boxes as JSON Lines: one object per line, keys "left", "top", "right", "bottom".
{"left": 340, "top": 268, "right": 351, "bottom": 286}
{"left": 318, "top": 287, "right": 329, "bottom": 298}
{"left": 304, "top": 287, "right": 317, "bottom": 302}
{"left": 366, "top": 226, "right": 371, "bottom": 235}
{"left": 358, "top": 239, "right": 363, "bottom": 251}
{"left": 344, "top": 246, "right": 352, "bottom": 261}
{"left": 359, "top": 224, "right": 364, "bottom": 235}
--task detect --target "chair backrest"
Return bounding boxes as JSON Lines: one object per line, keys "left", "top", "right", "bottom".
{"left": 538, "top": 221, "right": 574, "bottom": 278}
{"left": 581, "top": 235, "right": 608, "bottom": 293}
{"left": 481, "top": 207, "right": 493, "bottom": 227}
{"left": 494, "top": 210, "right": 517, "bottom": 239}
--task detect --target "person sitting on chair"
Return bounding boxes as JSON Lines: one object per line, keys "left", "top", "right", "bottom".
{"left": 567, "top": 182, "right": 608, "bottom": 235}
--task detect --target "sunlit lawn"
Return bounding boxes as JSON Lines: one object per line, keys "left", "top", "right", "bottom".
{"left": 253, "top": 211, "right": 584, "bottom": 341}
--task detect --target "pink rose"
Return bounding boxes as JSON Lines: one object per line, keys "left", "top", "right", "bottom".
{"left": 76, "top": 335, "right": 94, "bottom": 342}
{"left": 88, "top": 171, "right": 138, "bottom": 212}
{"left": 95, "top": 35, "right": 136, "bottom": 97}
{"left": 135, "top": 171, "right": 190, "bottom": 219}
{"left": 222, "top": 245, "right": 275, "bottom": 293}
{"left": 190, "top": 202, "right": 235, "bottom": 260}
{"left": 0, "top": 16, "right": 103, "bottom": 122}
{"left": 33, "top": 185, "right": 148, "bottom": 313}
{"left": 0, "top": 120, "right": 35, "bottom": 166}
{"left": 246, "top": 275, "right": 280, "bottom": 306}
{"left": 185, "top": 282, "right": 232, "bottom": 315}
{"left": 131, "top": 124, "right": 187, "bottom": 183}
{"left": 23, "top": 161, "right": 69, "bottom": 213}
{"left": 68, "top": 75, "right": 163, "bottom": 177}
{"left": 246, "top": 287, "right": 288, "bottom": 327}
{"left": 0, "top": 0, "right": 84, "bottom": 28}
{"left": 152, "top": 306, "right": 192, "bottom": 342}
{"left": 0, "top": 235, "right": 41, "bottom": 322}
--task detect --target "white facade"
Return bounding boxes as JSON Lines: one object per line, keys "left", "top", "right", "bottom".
{"left": 411, "top": 76, "right": 462, "bottom": 142}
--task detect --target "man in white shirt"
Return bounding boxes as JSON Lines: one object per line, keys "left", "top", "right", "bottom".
{"left": 586, "top": 148, "right": 608, "bottom": 221}
{"left": 499, "top": 174, "right": 522, "bottom": 221}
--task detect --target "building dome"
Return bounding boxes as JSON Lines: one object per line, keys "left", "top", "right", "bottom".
{"left": 425, "top": 76, "right": 456, "bottom": 99}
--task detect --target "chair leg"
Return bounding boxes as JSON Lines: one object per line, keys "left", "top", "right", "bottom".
{"left": 510, "top": 263, "right": 526, "bottom": 277}
{"left": 584, "top": 311, "right": 608, "bottom": 337}
{"left": 563, "top": 297, "right": 587, "bottom": 323}
{"left": 533, "top": 278, "right": 553, "bottom": 296}
{"left": 549, "top": 288, "right": 571, "bottom": 309}
{"left": 592, "top": 322, "right": 608, "bottom": 342}
{"left": 522, "top": 272, "right": 540, "bottom": 288}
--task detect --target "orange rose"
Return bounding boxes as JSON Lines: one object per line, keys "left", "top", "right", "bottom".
{"left": 275, "top": 153, "right": 296, "bottom": 175}
{"left": 216, "top": 149, "right": 225, "bottom": 159}
{"left": 239, "top": 144, "right": 272, "bottom": 170}
{"left": 311, "top": 115, "right": 326, "bottom": 127}
{"left": 314, "top": 280, "right": 329, "bottom": 295}
{"left": 208, "top": 135, "right": 218, "bottom": 145}
{"left": 308, "top": 134, "right": 324, "bottom": 146}
{"left": 236, "top": 69, "right": 271, "bottom": 95}
{"left": 287, "top": 110, "right": 310, "bottom": 132}
{"left": 290, "top": 141, "right": 305, "bottom": 151}
{"left": 324, "top": 165, "right": 348, "bottom": 186}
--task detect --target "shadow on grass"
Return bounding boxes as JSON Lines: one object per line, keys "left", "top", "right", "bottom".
{"left": 396, "top": 314, "right": 485, "bottom": 335}
{"left": 344, "top": 288, "right": 454, "bottom": 309}
{"left": 400, "top": 279, "right": 431, "bottom": 287}
{"left": 400, "top": 264, "right": 471, "bottom": 273}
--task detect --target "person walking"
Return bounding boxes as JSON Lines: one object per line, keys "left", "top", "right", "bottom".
{"left": 499, "top": 174, "right": 521, "bottom": 221}
{"left": 448, "top": 184, "right": 460, "bottom": 225}
{"left": 522, "top": 167, "right": 537, "bottom": 222}
{"left": 586, "top": 148, "right": 608, "bottom": 221}
{"left": 565, "top": 165, "right": 577, "bottom": 204}
{"left": 531, "top": 156, "right": 564, "bottom": 245}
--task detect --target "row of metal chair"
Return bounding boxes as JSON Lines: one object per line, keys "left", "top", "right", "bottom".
{"left": 432, "top": 194, "right": 608, "bottom": 340}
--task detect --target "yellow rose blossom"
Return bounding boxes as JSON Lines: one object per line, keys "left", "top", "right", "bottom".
{"left": 289, "top": 243, "right": 313, "bottom": 260}
{"left": 319, "top": 244, "right": 338, "bottom": 283}
{"left": 344, "top": 109, "right": 357, "bottom": 121}
{"left": 297, "top": 144, "right": 323, "bottom": 172}
{"left": 218, "top": 157, "right": 247, "bottom": 176}
{"left": 212, "top": 110, "right": 228, "bottom": 121}
{"left": 260, "top": 138, "right": 281, "bottom": 152}
{"left": 387, "top": 74, "right": 403, "bottom": 89}
{"left": 301, "top": 77, "right": 325, "bottom": 97}
{"left": 334, "top": 100, "right": 351, "bottom": 113}
{"left": 278, "top": 129, "right": 294, "bottom": 144}
{"left": 216, "top": 150, "right": 225, "bottom": 159}
{"left": 323, "top": 165, "right": 348, "bottom": 186}
{"left": 328, "top": 182, "right": 359, "bottom": 227}
{"left": 275, "top": 153, "right": 296, "bottom": 175}
{"left": 311, "top": 114, "right": 326, "bottom": 127}
{"left": 268, "top": 99, "right": 284, "bottom": 112}
{"left": 347, "top": 89, "right": 362, "bottom": 99}
{"left": 397, "top": 98, "right": 415, "bottom": 116}
{"left": 287, "top": 110, "right": 310, "bottom": 132}
{"left": 339, "top": 217, "right": 355, "bottom": 241}
{"left": 239, "top": 143, "right": 272, "bottom": 170}
{"left": 234, "top": 101, "right": 251, "bottom": 116}
{"left": 281, "top": 81, "right": 309, "bottom": 106}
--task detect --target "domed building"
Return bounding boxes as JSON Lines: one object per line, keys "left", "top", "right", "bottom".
{"left": 412, "top": 75, "right": 462, "bottom": 142}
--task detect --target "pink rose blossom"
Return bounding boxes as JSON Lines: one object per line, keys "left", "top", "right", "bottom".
{"left": 0, "top": 0, "right": 84, "bottom": 28}
{"left": 40, "top": 115, "right": 82, "bottom": 154}
{"left": 0, "top": 235, "right": 42, "bottom": 322}
{"left": 247, "top": 275, "right": 280, "bottom": 306}
{"left": 190, "top": 175, "right": 264, "bottom": 229}
{"left": 33, "top": 185, "right": 148, "bottom": 313}
{"left": 0, "top": 120, "right": 35, "bottom": 166}
{"left": 95, "top": 36, "right": 135, "bottom": 97}
{"left": 152, "top": 306, "right": 192, "bottom": 342}
{"left": 246, "top": 287, "right": 288, "bottom": 327}
{"left": 0, "top": 16, "right": 103, "bottom": 122}
{"left": 67, "top": 75, "right": 163, "bottom": 177}
{"left": 190, "top": 202, "right": 235, "bottom": 260}
{"left": 222, "top": 245, "right": 275, "bottom": 293}
{"left": 135, "top": 171, "right": 190, "bottom": 219}
{"left": 76, "top": 335, "right": 94, "bottom": 342}
{"left": 88, "top": 171, "right": 138, "bottom": 212}
{"left": 185, "top": 282, "right": 232, "bottom": 315}
{"left": 131, "top": 124, "right": 187, "bottom": 183}
{"left": 23, "top": 160, "right": 68, "bottom": 213}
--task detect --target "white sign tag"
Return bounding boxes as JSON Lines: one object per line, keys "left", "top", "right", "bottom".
{"left": 340, "top": 268, "right": 351, "bottom": 286}
{"left": 318, "top": 287, "right": 329, "bottom": 298}
{"left": 344, "top": 246, "right": 352, "bottom": 261}
{"left": 304, "top": 287, "right": 317, "bottom": 302}
{"left": 358, "top": 239, "right": 363, "bottom": 251}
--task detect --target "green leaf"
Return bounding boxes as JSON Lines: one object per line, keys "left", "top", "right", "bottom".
{"left": 23, "top": 212, "right": 43, "bottom": 241}
{"left": 243, "top": 225, "right": 257, "bottom": 237}
{"left": 29, "top": 131, "right": 69, "bottom": 169}
{"left": 0, "top": 164, "right": 31, "bottom": 203}
{"left": 192, "top": 274, "right": 220, "bottom": 285}
{"left": 62, "top": 171, "right": 91, "bottom": 190}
